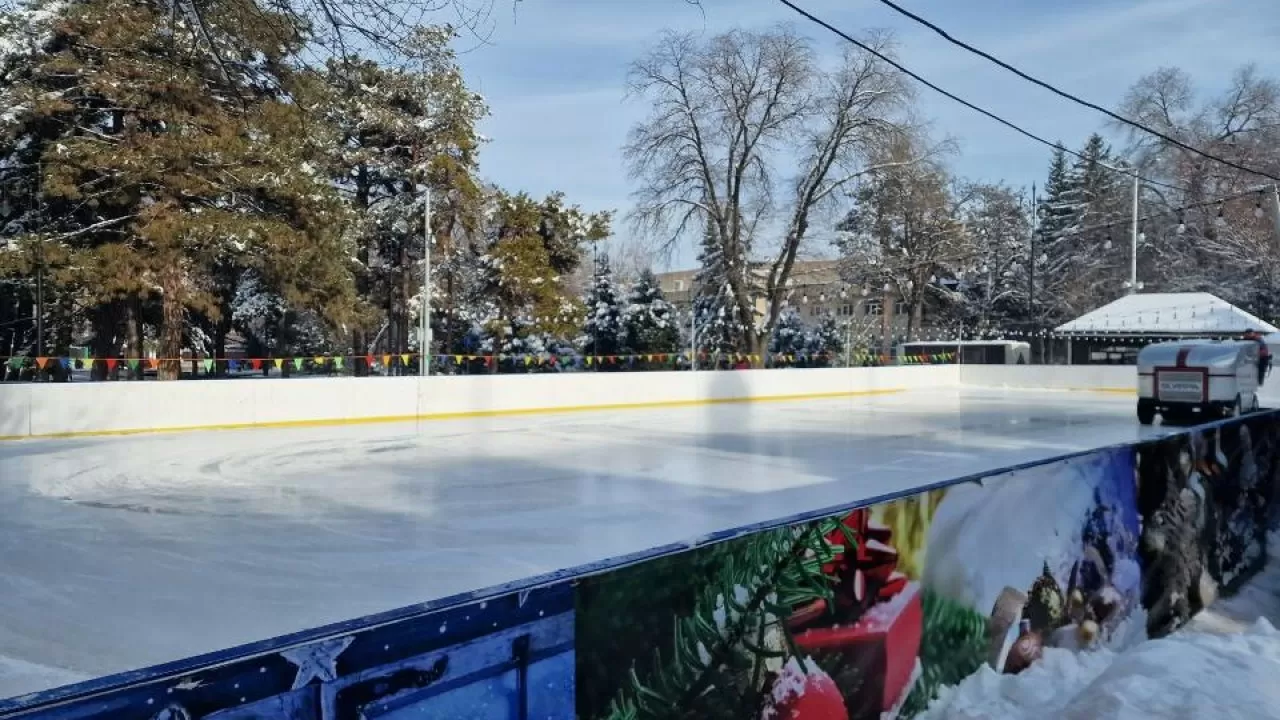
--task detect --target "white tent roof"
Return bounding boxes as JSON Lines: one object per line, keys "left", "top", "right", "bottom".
{"left": 1054, "top": 292, "right": 1278, "bottom": 335}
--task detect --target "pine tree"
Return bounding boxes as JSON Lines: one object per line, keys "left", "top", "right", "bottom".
{"left": 768, "top": 307, "right": 807, "bottom": 356}
{"left": 0, "top": 0, "right": 358, "bottom": 377}
{"left": 809, "top": 313, "right": 844, "bottom": 366}
{"left": 318, "top": 30, "right": 488, "bottom": 360}
{"left": 622, "top": 268, "right": 680, "bottom": 355}
{"left": 692, "top": 221, "right": 739, "bottom": 355}
{"left": 473, "top": 190, "right": 609, "bottom": 366}
{"left": 583, "top": 253, "right": 624, "bottom": 359}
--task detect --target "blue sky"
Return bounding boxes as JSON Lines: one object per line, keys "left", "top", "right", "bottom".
{"left": 457, "top": 0, "right": 1280, "bottom": 270}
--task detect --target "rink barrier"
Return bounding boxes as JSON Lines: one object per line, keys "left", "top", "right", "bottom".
{"left": 0, "top": 366, "right": 959, "bottom": 440}
{"left": 958, "top": 364, "right": 1134, "bottom": 394}
{"left": 5, "top": 410, "right": 1275, "bottom": 719}
{"left": 0, "top": 364, "right": 1142, "bottom": 441}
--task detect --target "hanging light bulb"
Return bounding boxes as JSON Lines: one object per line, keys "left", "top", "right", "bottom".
{"left": 1215, "top": 205, "right": 1227, "bottom": 227}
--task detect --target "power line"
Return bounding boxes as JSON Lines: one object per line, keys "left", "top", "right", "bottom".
{"left": 868, "top": 0, "right": 1280, "bottom": 185}
{"left": 774, "top": 0, "right": 1189, "bottom": 195}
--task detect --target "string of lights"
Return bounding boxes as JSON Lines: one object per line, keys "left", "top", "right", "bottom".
{"left": 867, "top": 0, "right": 1280, "bottom": 185}
{"left": 1046, "top": 184, "right": 1277, "bottom": 241}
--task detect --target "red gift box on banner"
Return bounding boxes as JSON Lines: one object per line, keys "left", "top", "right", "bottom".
{"left": 793, "top": 582, "right": 923, "bottom": 716}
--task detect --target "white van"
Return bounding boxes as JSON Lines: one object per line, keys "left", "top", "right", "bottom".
{"left": 1136, "top": 340, "right": 1260, "bottom": 425}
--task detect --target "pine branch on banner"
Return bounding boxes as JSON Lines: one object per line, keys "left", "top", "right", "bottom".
{"left": 594, "top": 517, "right": 852, "bottom": 720}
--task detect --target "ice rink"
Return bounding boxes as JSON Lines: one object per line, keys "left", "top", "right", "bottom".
{"left": 0, "top": 387, "right": 1179, "bottom": 698}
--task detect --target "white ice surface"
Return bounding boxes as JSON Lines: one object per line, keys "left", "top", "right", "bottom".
{"left": 0, "top": 388, "right": 1180, "bottom": 699}
{"left": 921, "top": 531, "right": 1280, "bottom": 720}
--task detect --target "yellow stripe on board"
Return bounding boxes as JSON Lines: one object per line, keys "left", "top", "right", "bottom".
{"left": 2, "top": 387, "right": 906, "bottom": 442}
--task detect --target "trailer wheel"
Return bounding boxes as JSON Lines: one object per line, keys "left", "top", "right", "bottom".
{"left": 1137, "top": 402, "right": 1156, "bottom": 425}
{"left": 1224, "top": 395, "right": 1242, "bottom": 419}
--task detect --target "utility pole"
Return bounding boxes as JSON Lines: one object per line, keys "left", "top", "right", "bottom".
{"left": 1128, "top": 173, "right": 1140, "bottom": 294}
{"left": 421, "top": 187, "right": 431, "bottom": 377}
{"left": 1028, "top": 182, "right": 1036, "bottom": 324}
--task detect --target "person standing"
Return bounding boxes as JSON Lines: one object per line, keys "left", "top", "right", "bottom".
{"left": 1243, "top": 330, "right": 1271, "bottom": 385}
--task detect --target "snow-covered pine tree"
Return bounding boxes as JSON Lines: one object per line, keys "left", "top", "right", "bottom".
{"left": 471, "top": 190, "right": 608, "bottom": 371}
{"left": 318, "top": 29, "right": 488, "bottom": 362}
{"left": 768, "top": 308, "right": 804, "bottom": 354}
{"left": 582, "top": 253, "right": 624, "bottom": 361}
{"left": 808, "top": 312, "right": 844, "bottom": 367}
{"left": 621, "top": 268, "right": 680, "bottom": 356}
{"left": 692, "top": 221, "right": 740, "bottom": 357}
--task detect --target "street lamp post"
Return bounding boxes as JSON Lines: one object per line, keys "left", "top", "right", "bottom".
{"left": 421, "top": 187, "right": 431, "bottom": 377}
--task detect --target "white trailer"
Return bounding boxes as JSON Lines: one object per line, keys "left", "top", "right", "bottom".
{"left": 1136, "top": 340, "right": 1261, "bottom": 425}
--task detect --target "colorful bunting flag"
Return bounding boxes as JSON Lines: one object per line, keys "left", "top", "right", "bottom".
{"left": 201, "top": 358, "right": 214, "bottom": 372}
{"left": 127, "top": 359, "right": 140, "bottom": 372}
{"left": 292, "top": 358, "right": 303, "bottom": 371}
{"left": 273, "top": 359, "right": 283, "bottom": 370}
{"left": 400, "top": 354, "right": 411, "bottom": 366}
{"left": 334, "top": 357, "right": 345, "bottom": 370}
{"left": 147, "top": 358, "right": 159, "bottom": 370}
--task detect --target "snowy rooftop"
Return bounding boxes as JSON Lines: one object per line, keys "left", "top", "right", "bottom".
{"left": 1055, "top": 293, "right": 1278, "bottom": 336}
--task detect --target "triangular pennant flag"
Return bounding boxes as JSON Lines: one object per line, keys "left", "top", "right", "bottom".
{"left": 607, "top": 356, "right": 617, "bottom": 364}
{"left": 382, "top": 354, "right": 391, "bottom": 367}
{"left": 454, "top": 355, "right": 463, "bottom": 364}
{"left": 228, "top": 359, "right": 239, "bottom": 372}
{"left": 525, "top": 355, "right": 533, "bottom": 366}
{"left": 106, "top": 358, "right": 119, "bottom": 371}
{"left": 201, "top": 358, "right": 214, "bottom": 372}
{"left": 364, "top": 354, "right": 373, "bottom": 369}
{"left": 273, "top": 358, "right": 283, "bottom": 370}
{"left": 292, "top": 358, "right": 303, "bottom": 370}
{"left": 645, "top": 354, "right": 653, "bottom": 362}
{"left": 83, "top": 358, "right": 95, "bottom": 370}
{"left": 313, "top": 356, "right": 326, "bottom": 366}
{"left": 147, "top": 357, "right": 159, "bottom": 370}
{"left": 35, "top": 357, "right": 48, "bottom": 369}
{"left": 586, "top": 356, "right": 594, "bottom": 366}
{"left": 334, "top": 356, "right": 345, "bottom": 370}
{"left": 60, "top": 357, "right": 71, "bottom": 370}
{"left": 400, "top": 353, "right": 411, "bottom": 366}
{"left": 127, "top": 358, "right": 140, "bottom": 372}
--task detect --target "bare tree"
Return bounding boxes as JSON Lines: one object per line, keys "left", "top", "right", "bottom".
{"left": 1117, "top": 65, "right": 1280, "bottom": 310}
{"left": 835, "top": 131, "right": 972, "bottom": 350}
{"left": 624, "top": 26, "right": 914, "bottom": 353}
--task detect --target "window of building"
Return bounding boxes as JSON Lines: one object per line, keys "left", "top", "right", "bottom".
{"left": 863, "top": 299, "right": 883, "bottom": 317}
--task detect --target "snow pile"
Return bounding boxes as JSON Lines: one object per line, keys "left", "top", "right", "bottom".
{"left": 921, "top": 619, "right": 1280, "bottom": 720}
{"left": 923, "top": 531, "right": 1280, "bottom": 719}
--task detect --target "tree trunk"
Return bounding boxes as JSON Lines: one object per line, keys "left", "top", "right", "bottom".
{"left": 158, "top": 268, "right": 184, "bottom": 381}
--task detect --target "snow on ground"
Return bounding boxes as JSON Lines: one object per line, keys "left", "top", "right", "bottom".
{"left": 921, "top": 532, "right": 1280, "bottom": 720}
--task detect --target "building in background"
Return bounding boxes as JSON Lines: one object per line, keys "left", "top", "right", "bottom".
{"left": 655, "top": 260, "right": 937, "bottom": 349}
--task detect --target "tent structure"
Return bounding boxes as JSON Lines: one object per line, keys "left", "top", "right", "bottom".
{"left": 1055, "top": 292, "right": 1277, "bottom": 337}
{"left": 1052, "top": 293, "right": 1277, "bottom": 365}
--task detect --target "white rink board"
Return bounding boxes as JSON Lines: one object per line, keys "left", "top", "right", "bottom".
{"left": 0, "top": 386, "right": 1178, "bottom": 698}
{"left": 0, "top": 366, "right": 961, "bottom": 439}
